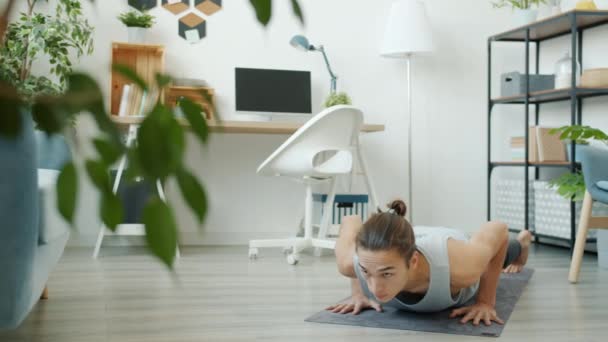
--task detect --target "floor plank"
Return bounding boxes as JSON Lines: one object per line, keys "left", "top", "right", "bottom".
{"left": 1, "top": 243, "right": 607, "bottom": 341}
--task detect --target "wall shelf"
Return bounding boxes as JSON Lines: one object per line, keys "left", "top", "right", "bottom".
{"left": 487, "top": 10, "right": 608, "bottom": 250}
{"left": 491, "top": 10, "right": 608, "bottom": 42}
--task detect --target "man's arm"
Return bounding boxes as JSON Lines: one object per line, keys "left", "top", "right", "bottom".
{"left": 449, "top": 221, "right": 509, "bottom": 325}
{"left": 326, "top": 215, "right": 382, "bottom": 314}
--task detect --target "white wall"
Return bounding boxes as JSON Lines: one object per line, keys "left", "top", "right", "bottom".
{"left": 7, "top": 0, "right": 608, "bottom": 246}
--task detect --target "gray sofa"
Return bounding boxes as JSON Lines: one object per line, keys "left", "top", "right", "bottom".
{"left": 0, "top": 119, "right": 71, "bottom": 330}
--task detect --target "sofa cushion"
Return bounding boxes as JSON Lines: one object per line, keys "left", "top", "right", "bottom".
{"left": 38, "top": 169, "right": 69, "bottom": 245}
{"left": 597, "top": 180, "right": 608, "bottom": 192}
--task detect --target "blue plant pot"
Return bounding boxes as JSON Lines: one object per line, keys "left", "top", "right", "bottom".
{"left": 0, "top": 111, "right": 38, "bottom": 328}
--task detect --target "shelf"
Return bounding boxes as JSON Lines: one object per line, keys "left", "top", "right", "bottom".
{"left": 491, "top": 161, "right": 579, "bottom": 168}
{"left": 491, "top": 87, "right": 608, "bottom": 104}
{"left": 491, "top": 10, "right": 608, "bottom": 42}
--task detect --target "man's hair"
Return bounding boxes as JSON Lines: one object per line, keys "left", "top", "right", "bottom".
{"left": 356, "top": 199, "right": 416, "bottom": 266}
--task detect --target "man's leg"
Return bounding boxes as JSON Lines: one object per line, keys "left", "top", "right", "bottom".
{"left": 503, "top": 230, "right": 533, "bottom": 273}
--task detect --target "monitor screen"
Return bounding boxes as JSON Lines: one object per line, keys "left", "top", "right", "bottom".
{"left": 235, "top": 67, "right": 312, "bottom": 114}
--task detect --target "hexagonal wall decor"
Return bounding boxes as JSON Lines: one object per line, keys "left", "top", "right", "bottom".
{"left": 162, "top": 0, "right": 189, "bottom": 15}
{"left": 128, "top": 0, "right": 157, "bottom": 11}
{"left": 195, "top": 0, "right": 222, "bottom": 16}
{"left": 179, "top": 13, "right": 206, "bottom": 43}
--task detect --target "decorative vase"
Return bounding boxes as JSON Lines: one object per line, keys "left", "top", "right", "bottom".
{"left": 514, "top": 9, "right": 538, "bottom": 26}
{"left": 555, "top": 52, "right": 581, "bottom": 89}
{"left": 127, "top": 27, "right": 147, "bottom": 44}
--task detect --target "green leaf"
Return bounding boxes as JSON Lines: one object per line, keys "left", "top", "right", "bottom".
{"left": 290, "top": 0, "right": 304, "bottom": 25}
{"left": 249, "top": 0, "right": 272, "bottom": 26}
{"left": 155, "top": 73, "right": 172, "bottom": 89}
{"left": 93, "top": 138, "right": 123, "bottom": 165}
{"left": 101, "top": 191, "right": 123, "bottom": 231}
{"left": 143, "top": 197, "right": 178, "bottom": 269}
{"left": 136, "top": 105, "right": 184, "bottom": 180}
{"left": 179, "top": 97, "right": 209, "bottom": 144}
{"left": 85, "top": 159, "right": 112, "bottom": 193}
{"left": 56, "top": 161, "right": 78, "bottom": 224}
{"left": 112, "top": 64, "right": 148, "bottom": 91}
{"left": 176, "top": 168, "right": 208, "bottom": 224}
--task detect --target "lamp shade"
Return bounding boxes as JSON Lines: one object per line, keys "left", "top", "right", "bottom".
{"left": 290, "top": 35, "right": 312, "bottom": 51}
{"left": 380, "top": 0, "right": 433, "bottom": 58}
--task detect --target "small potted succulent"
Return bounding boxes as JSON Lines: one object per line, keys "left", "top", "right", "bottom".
{"left": 492, "top": 0, "right": 548, "bottom": 26}
{"left": 118, "top": 10, "right": 155, "bottom": 44}
{"left": 324, "top": 92, "right": 352, "bottom": 108}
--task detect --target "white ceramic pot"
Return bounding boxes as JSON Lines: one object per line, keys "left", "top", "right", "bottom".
{"left": 127, "top": 27, "right": 146, "bottom": 44}
{"left": 514, "top": 9, "right": 538, "bottom": 26}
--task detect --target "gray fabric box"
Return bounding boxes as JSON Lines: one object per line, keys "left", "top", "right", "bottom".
{"left": 501, "top": 72, "right": 555, "bottom": 97}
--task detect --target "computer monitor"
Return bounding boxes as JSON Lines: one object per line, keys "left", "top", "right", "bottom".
{"left": 235, "top": 67, "right": 312, "bottom": 114}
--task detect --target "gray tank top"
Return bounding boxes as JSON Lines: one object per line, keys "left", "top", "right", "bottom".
{"left": 353, "top": 226, "right": 479, "bottom": 312}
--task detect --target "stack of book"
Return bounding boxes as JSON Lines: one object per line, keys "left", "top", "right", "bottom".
{"left": 117, "top": 84, "right": 147, "bottom": 117}
{"left": 510, "top": 126, "right": 567, "bottom": 162}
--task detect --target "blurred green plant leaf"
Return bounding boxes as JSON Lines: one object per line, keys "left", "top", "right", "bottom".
{"left": 176, "top": 167, "right": 207, "bottom": 225}
{"left": 57, "top": 161, "right": 78, "bottom": 224}
{"left": 143, "top": 196, "right": 178, "bottom": 268}
{"left": 178, "top": 97, "right": 208, "bottom": 144}
{"left": 250, "top": 0, "right": 272, "bottom": 26}
{"left": 101, "top": 191, "right": 123, "bottom": 231}
{"left": 113, "top": 64, "right": 148, "bottom": 92}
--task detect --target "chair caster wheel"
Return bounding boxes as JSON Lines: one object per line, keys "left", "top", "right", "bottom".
{"left": 287, "top": 253, "right": 299, "bottom": 265}
{"left": 249, "top": 248, "right": 258, "bottom": 260}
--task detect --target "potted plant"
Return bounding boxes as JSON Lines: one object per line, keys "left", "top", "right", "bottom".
{"left": 324, "top": 92, "right": 352, "bottom": 108}
{"left": 1, "top": 0, "right": 304, "bottom": 269}
{"left": 492, "top": 0, "right": 548, "bottom": 26}
{"left": 118, "top": 10, "right": 155, "bottom": 44}
{"left": 548, "top": 125, "right": 608, "bottom": 202}
{"left": 550, "top": 125, "right": 608, "bottom": 162}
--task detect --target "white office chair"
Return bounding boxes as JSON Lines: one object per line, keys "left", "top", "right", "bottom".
{"left": 248, "top": 105, "right": 379, "bottom": 265}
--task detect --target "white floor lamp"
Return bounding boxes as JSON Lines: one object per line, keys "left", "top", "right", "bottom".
{"left": 380, "top": 0, "right": 433, "bottom": 224}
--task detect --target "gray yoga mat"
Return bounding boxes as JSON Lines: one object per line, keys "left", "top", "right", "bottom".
{"left": 305, "top": 268, "right": 534, "bottom": 338}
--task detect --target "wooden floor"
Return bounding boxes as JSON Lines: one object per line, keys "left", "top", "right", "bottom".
{"left": 2, "top": 243, "right": 608, "bottom": 341}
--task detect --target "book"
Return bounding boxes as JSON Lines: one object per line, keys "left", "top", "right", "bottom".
{"left": 536, "top": 127, "right": 567, "bottom": 162}
{"left": 528, "top": 127, "right": 538, "bottom": 162}
{"left": 117, "top": 84, "right": 131, "bottom": 117}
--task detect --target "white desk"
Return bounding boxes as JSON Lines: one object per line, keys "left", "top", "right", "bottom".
{"left": 109, "top": 116, "right": 385, "bottom": 135}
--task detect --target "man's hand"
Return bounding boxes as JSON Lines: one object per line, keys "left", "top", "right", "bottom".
{"left": 325, "top": 294, "right": 383, "bottom": 315}
{"left": 449, "top": 302, "right": 504, "bottom": 326}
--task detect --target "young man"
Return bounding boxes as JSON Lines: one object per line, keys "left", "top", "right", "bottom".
{"left": 327, "top": 200, "right": 531, "bottom": 326}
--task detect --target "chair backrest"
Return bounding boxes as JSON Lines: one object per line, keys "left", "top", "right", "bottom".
{"left": 579, "top": 144, "right": 608, "bottom": 204}
{"left": 257, "top": 105, "right": 364, "bottom": 178}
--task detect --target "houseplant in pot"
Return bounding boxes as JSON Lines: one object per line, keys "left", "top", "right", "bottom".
{"left": 550, "top": 125, "right": 608, "bottom": 162}
{"left": 1, "top": 0, "right": 305, "bottom": 269}
{"left": 492, "top": 0, "right": 548, "bottom": 26}
{"left": 118, "top": 10, "right": 155, "bottom": 44}
{"left": 324, "top": 92, "right": 352, "bottom": 108}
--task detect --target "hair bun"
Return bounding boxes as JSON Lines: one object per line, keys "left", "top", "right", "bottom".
{"left": 387, "top": 200, "right": 407, "bottom": 217}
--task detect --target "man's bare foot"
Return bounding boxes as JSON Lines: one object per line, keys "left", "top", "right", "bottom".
{"left": 503, "top": 230, "right": 533, "bottom": 273}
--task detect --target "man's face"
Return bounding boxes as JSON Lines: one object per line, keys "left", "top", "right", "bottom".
{"left": 356, "top": 248, "right": 411, "bottom": 303}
